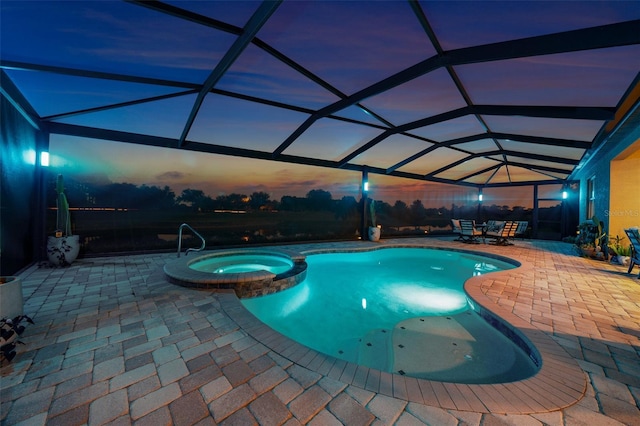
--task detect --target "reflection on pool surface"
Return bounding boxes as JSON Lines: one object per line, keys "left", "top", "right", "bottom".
{"left": 241, "top": 247, "right": 539, "bottom": 384}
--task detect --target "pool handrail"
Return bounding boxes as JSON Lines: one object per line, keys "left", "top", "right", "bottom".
{"left": 177, "top": 223, "right": 206, "bottom": 257}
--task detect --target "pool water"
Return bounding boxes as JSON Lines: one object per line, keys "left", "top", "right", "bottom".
{"left": 241, "top": 248, "right": 539, "bottom": 384}
{"left": 189, "top": 253, "right": 294, "bottom": 274}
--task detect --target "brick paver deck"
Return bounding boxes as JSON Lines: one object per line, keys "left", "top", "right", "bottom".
{"left": 1, "top": 238, "right": 639, "bottom": 425}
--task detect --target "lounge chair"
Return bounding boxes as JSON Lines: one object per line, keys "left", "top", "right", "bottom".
{"left": 624, "top": 228, "right": 640, "bottom": 279}
{"left": 451, "top": 219, "right": 462, "bottom": 241}
{"left": 515, "top": 221, "right": 529, "bottom": 239}
{"left": 486, "top": 221, "right": 518, "bottom": 245}
{"left": 459, "top": 219, "right": 483, "bottom": 243}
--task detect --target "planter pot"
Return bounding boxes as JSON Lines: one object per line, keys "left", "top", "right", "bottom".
{"left": 580, "top": 246, "right": 595, "bottom": 258}
{"left": 47, "top": 235, "right": 80, "bottom": 266}
{"left": 368, "top": 226, "right": 381, "bottom": 242}
{"left": 611, "top": 255, "right": 630, "bottom": 266}
{"left": 579, "top": 246, "right": 607, "bottom": 260}
{"left": 0, "top": 277, "right": 23, "bottom": 319}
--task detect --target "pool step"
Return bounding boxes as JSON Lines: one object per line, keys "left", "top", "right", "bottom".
{"left": 357, "top": 328, "right": 394, "bottom": 371}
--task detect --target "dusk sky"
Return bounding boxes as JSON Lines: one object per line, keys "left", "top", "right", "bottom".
{"left": 3, "top": 1, "right": 639, "bottom": 207}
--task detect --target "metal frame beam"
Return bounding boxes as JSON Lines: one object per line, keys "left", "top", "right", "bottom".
{"left": 178, "top": 0, "right": 282, "bottom": 146}
{"left": 272, "top": 19, "right": 639, "bottom": 156}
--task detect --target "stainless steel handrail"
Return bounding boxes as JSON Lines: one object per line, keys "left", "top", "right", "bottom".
{"left": 177, "top": 223, "right": 206, "bottom": 257}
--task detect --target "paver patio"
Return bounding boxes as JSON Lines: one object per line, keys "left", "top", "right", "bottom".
{"left": 1, "top": 237, "right": 639, "bottom": 425}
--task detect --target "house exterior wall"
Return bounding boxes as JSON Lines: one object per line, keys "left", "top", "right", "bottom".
{"left": 609, "top": 146, "right": 640, "bottom": 239}
{"left": 0, "top": 96, "right": 45, "bottom": 275}
{"left": 574, "top": 112, "right": 640, "bottom": 238}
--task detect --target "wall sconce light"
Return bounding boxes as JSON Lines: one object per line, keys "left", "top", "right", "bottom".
{"left": 363, "top": 181, "right": 369, "bottom": 192}
{"left": 562, "top": 190, "right": 568, "bottom": 199}
{"left": 40, "top": 151, "right": 50, "bottom": 167}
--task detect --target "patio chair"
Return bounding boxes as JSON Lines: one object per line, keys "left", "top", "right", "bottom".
{"left": 624, "top": 228, "right": 640, "bottom": 279}
{"left": 486, "top": 221, "right": 518, "bottom": 245}
{"left": 515, "top": 221, "right": 529, "bottom": 239}
{"left": 451, "top": 219, "right": 463, "bottom": 240}
{"left": 459, "top": 219, "right": 483, "bottom": 243}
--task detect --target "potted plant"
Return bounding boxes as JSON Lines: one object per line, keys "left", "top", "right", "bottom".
{"left": 0, "top": 276, "right": 31, "bottom": 364}
{"left": 1, "top": 311, "right": 34, "bottom": 363}
{"left": 0, "top": 277, "right": 23, "bottom": 319}
{"left": 46, "top": 174, "right": 80, "bottom": 266}
{"left": 367, "top": 199, "right": 381, "bottom": 242}
{"left": 609, "top": 235, "right": 632, "bottom": 266}
{"left": 574, "top": 215, "right": 608, "bottom": 260}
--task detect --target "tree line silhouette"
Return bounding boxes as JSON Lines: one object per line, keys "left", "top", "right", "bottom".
{"left": 51, "top": 177, "right": 547, "bottom": 229}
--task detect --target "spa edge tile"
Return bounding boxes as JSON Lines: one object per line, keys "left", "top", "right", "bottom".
{"left": 522, "top": 377, "right": 580, "bottom": 409}
{"left": 469, "top": 384, "right": 510, "bottom": 413}
{"left": 298, "top": 348, "right": 320, "bottom": 368}
{"left": 306, "top": 352, "right": 329, "bottom": 372}
{"left": 402, "top": 378, "right": 424, "bottom": 405}
{"left": 452, "top": 384, "right": 488, "bottom": 412}
{"left": 364, "top": 369, "right": 381, "bottom": 394}
{"left": 338, "top": 362, "right": 358, "bottom": 385}
{"left": 416, "top": 379, "right": 440, "bottom": 408}
{"left": 351, "top": 365, "right": 370, "bottom": 390}
{"left": 382, "top": 372, "right": 403, "bottom": 401}
{"left": 316, "top": 356, "right": 337, "bottom": 376}
{"left": 285, "top": 343, "right": 312, "bottom": 364}
{"left": 442, "top": 382, "right": 473, "bottom": 412}
{"left": 392, "top": 374, "right": 408, "bottom": 400}
{"left": 531, "top": 369, "right": 586, "bottom": 395}
{"left": 493, "top": 383, "right": 540, "bottom": 413}
{"left": 510, "top": 380, "right": 559, "bottom": 412}
{"left": 326, "top": 359, "right": 347, "bottom": 381}
{"left": 429, "top": 381, "right": 456, "bottom": 410}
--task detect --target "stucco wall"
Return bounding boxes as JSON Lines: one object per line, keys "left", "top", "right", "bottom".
{"left": 609, "top": 148, "right": 640, "bottom": 239}
{"left": 575, "top": 120, "right": 640, "bottom": 238}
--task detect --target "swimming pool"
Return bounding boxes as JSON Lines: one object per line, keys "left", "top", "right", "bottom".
{"left": 241, "top": 247, "right": 539, "bottom": 384}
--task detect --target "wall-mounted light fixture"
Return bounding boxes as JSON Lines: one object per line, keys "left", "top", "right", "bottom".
{"left": 40, "top": 151, "right": 50, "bottom": 167}
{"left": 562, "top": 190, "right": 568, "bottom": 199}
{"left": 478, "top": 188, "right": 483, "bottom": 202}
{"left": 362, "top": 168, "right": 369, "bottom": 193}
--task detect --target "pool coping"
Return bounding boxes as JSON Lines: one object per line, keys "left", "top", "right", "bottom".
{"left": 209, "top": 243, "right": 587, "bottom": 414}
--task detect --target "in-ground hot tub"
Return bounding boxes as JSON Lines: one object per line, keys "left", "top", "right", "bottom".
{"left": 163, "top": 249, "right": 307, "bottom": 297}
{"left": 190, "top": 252, "right": 294, "bottom": 275}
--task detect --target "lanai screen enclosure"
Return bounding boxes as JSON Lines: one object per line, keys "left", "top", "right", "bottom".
{"left": 1, "top": 1, "right": 639, "bottom": 274}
